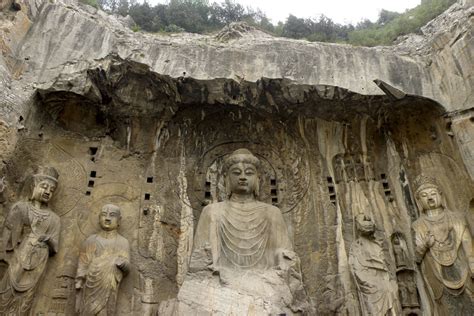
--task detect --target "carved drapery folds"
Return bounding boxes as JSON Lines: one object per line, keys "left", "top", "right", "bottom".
{"left": 349, "top": 214, "right": 398, "bottom": 315}
{"left": 0, "top": 167, "right": 60, "bottom": 315}
{"left": 391, "top": 232, "right": 420, "bottom": 315}
{"left": 75, "top": 204, "right": 130, "bottom": 316}
{"left": 412, "top": 175, "right": 474, "bottom": 315}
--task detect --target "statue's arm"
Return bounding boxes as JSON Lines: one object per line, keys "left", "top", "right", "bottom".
{"left": 0, "top": 203, "right": 24, "bottom": 260}
{"left": 115, "top": 238, "right": 131, "bottom": 274}
{"left": 413, "top": 226, "right": 429, "bottom": 263}
{"left": 188, "top": 205, "right": 217, "bottom": 272}
{"left": 0, "top": 227, "right": 10, "bottom": 261}
{"left": 460, "top": 223, "right": 474, "bottom": 275}
{"left": 75, "top": 238, "right": 95, "bottom": 289}
{"left": 45, "top": 215, "right": 60, "bottom": 254}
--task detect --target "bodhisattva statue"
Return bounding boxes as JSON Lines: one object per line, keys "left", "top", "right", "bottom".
{"left": 0, "top": 166, "right": 60, "bottom": 315}
{"left": 412, "top": 175, "right": 474, "bottom": 315}
{"left": 75, "top": 204, "right": 130, "bottom": 316}
{"left": 349, "top": 213, "right": 396, "bottom": 315}
{"left": 180, "top": 148, "right": 308, "bottom": 314}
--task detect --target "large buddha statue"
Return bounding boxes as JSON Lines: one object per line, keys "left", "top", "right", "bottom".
{"left": 0, "top": 166, "right": 60, "bottom": 315}
{"left": 412, "top": 175, "right": 474, "bottom": 315}
{"left": 167, "top": 148, "right": 308, "bottom": 315}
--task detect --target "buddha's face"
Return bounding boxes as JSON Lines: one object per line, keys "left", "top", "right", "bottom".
{"left": 32, "top": 179, "right": 56, "bottom": 204}
{"left": 99, "top": 206, "right": 121, "bottom": 231}
{"left": 227, "top": 162, "right": 258, "bottom": 196}
{"left": 356, "top": 214, "right": 375, "bottom": 235}
{"left": 417, "top": 187, "right": 442, "bottom": 211}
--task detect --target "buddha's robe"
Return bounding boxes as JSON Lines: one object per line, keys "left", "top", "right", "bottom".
{"left": 190, "top": 200, "right": 293, "bottom": 272}
{"left": 76, "top": 233, "right": 130, "bottom": 316}
{"left": 0, "top": 202, "right": 60, "bottom": 315}
{"left": 349, "top": 237, "right": 395, "bottom": 316}
{"left": 413, "top": 211, "right": 474, "bottom": 315}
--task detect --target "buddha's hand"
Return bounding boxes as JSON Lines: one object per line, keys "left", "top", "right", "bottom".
{"left": 75, "top": 277, "right": 84, "bottom": 290}
{"left": 115, "top": 256, "right": 129, "bottom": 271}
{"left": 277, "top": 248, "right": 297, "bottom": 271}
{"left": 38, "top": 235, "right": 49, "bottom": 243}
{"left": 425, "top": 231, "right": 435, "bottom": 248}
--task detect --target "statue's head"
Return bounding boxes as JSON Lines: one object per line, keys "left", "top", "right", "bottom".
{"left": 99, "top": 204, "right": 122, "bottom": 231}
{"left": 413, "top": 175, "right": 443, "bottom": 212}
{"left": 223, "top": 148, "right": 261, "bottom": 198}
{"left": 31, "top": 166, "right": 59, "bottom": 204}
{"left": 355, "top": 213, "right": 375, "bottom": 236}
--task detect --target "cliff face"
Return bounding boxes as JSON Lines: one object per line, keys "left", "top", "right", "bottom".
{"left": 1, "top": 0, "right": 473, "bottom": 116}
{"left": 0, "top": 1, "right": 473, "bottom": 315}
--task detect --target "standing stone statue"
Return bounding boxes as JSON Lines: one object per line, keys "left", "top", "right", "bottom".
{"left": 0, "top": 166, "right": 60, "bottom": 315}
{"left": 412, "top": 175, "right": 474, "bottom": 315}
{"left": 392, "top": 233, "right": 420, "bottom": 315}
{"left": 349, "top": 213, "right": 396, "bottom": 315}
{"left": 75, "top": 204, "right": 130, "bottom": 316}
{"left": 168, "top": 148, "right": 308, "bottom": 315}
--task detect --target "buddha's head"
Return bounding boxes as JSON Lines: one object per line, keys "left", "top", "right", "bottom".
{"left": 223, "top": 148, "right": 261, "bottom": 198}
{"left": 31, "top": 166, "right": 59, "bottom": 204}
{"left": 99, "top": 204, "right": 122, "bottom": 231}
{"left": 355, "top": 213, "right": 375, "bottom": 237}
{"left": 413, "top": 175, "right": 444, "bottom": 212}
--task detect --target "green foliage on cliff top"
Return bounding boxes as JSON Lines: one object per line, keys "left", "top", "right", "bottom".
{"left": 93, "top": 0, "right": 456, "bottom": 47}
{"left": 348, "top": 0, "right": 456, "bottom": 46}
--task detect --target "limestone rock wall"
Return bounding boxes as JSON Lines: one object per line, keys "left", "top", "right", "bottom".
{"left": 10, "top": 0, "right": 473, "bottom": 113}
{"left": 0, "top": 1, "right": 473, "bottom": 315}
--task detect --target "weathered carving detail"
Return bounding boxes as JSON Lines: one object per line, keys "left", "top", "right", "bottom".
{"left": 412, "top": 175, "right": 474, "bottom": 314}
{"left": 392, "top": 232, "right": 420, "bottom": 315}
{"left": 0, "top": 166, "right": 60, "bottom": 314}
{"left": 332, "top": 153, "right": 375, "bottom": 184}
{"left": 349, "top": 213, "right": 397, "bottom": 315}
{"left": 75, "top": 204, "right": 130, "bottom": 316}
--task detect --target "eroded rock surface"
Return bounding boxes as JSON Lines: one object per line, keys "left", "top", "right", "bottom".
{"left": 0, "top": 0, "right": 473, "bottom": 315}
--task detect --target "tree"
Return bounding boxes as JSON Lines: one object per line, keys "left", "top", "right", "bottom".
{"left": 211, "top": 0, "right": 247, "bottom": 25}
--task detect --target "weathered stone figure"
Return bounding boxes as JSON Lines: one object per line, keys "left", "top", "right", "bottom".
{"left": 392, "top": 233, "right": 420, "bottom": 315}
{"left": 171, "top": 148, "right": 308, "bottom": 315}
{"left": 75, "top": 204, "right": 130, "bottom": 316}
{"left": 349, "top": 213, "right": 396, "bottom": 315}
{"left": 0, "top": 166, "right": 60, "bottom": 315}
{"left": 412, "top": 175, "right": 474, "bottom": 315}
{"left": 192, "top": 148, "right": 295, "bottom": 271}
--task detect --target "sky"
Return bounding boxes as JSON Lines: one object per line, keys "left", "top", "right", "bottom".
{"left": 146, "top": 0, "right": 421, "bottom": 25}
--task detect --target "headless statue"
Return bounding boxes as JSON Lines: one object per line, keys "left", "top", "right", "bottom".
{"left": 0, "top": 167, "right": 60, "bottom": 315}
{"left": 75, "top": 204, "right": 130, "bottom": 316}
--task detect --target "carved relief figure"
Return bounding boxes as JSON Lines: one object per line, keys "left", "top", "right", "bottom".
{"left": 412, "top": 175, "right": 474, "bottom": 315}
{"left": 0, "top": 166, "right": 60, "bottom": 315}
{"left": 392, "top": 233, "right": 420, "bottom": 315}
{"left": 349, "top": 213, "right": 396, "bottom": 315}
{"left": 188, "top": 148, "right": 307, "bottom": 312}
{"left": 75, "top": 204, "right": 130, "bottom": 316}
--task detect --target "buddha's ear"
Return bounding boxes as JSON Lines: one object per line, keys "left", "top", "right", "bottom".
{"left": 224, "top": 172, "right": 231, "bottom": 199}
{"left": 254, "top": 176, "right": 260, "bottom": 198}
{"left": 414, "top": 193, "right": 423, "bottom": 213}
